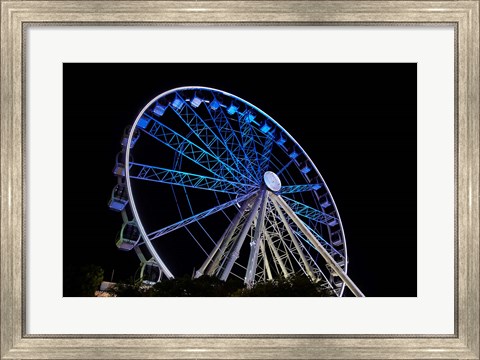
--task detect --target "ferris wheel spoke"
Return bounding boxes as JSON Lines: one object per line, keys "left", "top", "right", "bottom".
{"left": 269, "top": 198, "right": 318, "bottom": 281}
{"left": 264, "top": 229, "right": 290, "bottom": 278}
{"left": 129, "top": 162, "right": 256, "bottom": 195}
{"left": 270, "top": 195, "right": 345, "bottom": 258}
{"left": 264, "top": 206, "right": 301, "bottom": 278}
{"left": 137, "top": 113, "right": 255, "bottom": 184}
{"left": 218, "top": 189, "right": 267, "bottom": 281}
{"left": 276, "top": 158, "right": 295, "bottom": 176}
{"left": 293, "top": 224, "right": 345, "bottom": 259}
{"left": 168, "top": 93, "right": 256, "bottom": 182}
{"left": 271, "top": 194, "right": 364, "bottom": 297}
{"left": 259, "top": 239, "right": 274, "bottom": 281}
{"left": 293, "top": 233, "right": 342, "bottom": 295}
{"left": 279, "top": 183, "right": 324, "bottom": 194}
{"left": 147, "top": 190, "right": 258, "bottom": 241}
{"left": 292, "top": 239, "right": 339, "bottom": 295}
{"left": 203, "top": 100, "right": 261, "bottom": 180}
{"left": 197, "top": 194, "right": 259, "bottom": 277}
{"left": 245, "top": 189, "right": 269, "bottom": 287}
{"left": 257, "top": 132, "right": 275, "bottom": 174}
{"left": 280, "top": 196, "right": 339, "bottom": 227}
{"left": 208, "top": 105, "right": 263, "bottom": 183}
{"left": 246, "top": 197, "right": 291, "bottom": 279}
{"left": 236, "top": 111, "right": 263, "bottom": 182}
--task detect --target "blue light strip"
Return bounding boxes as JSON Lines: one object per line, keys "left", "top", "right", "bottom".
{"left": 281, "top": 196, "right": 338, "bottom": 226}
{"left": 293, "top": 225, "right": 346, "bottom": 259}
{"left": 129, "top": 162, "right": 255, "bottom": 194}
{"left": 280, "top": 183, "right": 323, "bottom": 194}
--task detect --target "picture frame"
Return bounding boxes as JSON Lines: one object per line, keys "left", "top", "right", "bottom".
{"left": 1, "top": 1, "right": 478, "bottom": 359}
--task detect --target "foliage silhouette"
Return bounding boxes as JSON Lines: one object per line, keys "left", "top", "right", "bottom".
{"left": 64, "top": 264, "right": 104, "bottom": 297}
{"left": 109, "top": 274, "right": 335, "bottom": 297}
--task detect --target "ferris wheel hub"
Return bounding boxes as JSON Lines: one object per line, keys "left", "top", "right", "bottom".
{"left": 263, "top": 171, "right": 282, "bottom": 192}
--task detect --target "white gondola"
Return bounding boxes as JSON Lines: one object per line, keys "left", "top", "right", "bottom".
{"left": 190, "top": 92, "right": 203, "bottom": 108}
{"left": 112, "top": 151, "right": 133, "bottom": 177}
{"left": 120, "top": 126, "right": 140, "bottom": 148}
{"left": 331, "top": 230, "right": 343, "bottom": 246}
{"left": 116, "top": 220, "right": 141, "bottom": 251}
{"left": 108, "top": 183, "right": 129, "bottom": 211}
{"left": 319, "top": 194, "right": 331, "bottom": 208}
{"left": 329, "top": 250, "right": 345, "bottom": 267}
{"left": 327, "top": 212, "right": 339, "bottom": 227}
{"left": 140, "top": 261, "right": 162, "bottom": 285}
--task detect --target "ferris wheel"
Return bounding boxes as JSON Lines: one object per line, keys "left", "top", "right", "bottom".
{"left": 108, "top": 86, "right": 364, "bottom": 297}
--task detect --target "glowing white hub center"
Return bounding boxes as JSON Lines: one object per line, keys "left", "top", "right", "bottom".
{"left": 263, "top": 171, "right": 282, "bottom": 192}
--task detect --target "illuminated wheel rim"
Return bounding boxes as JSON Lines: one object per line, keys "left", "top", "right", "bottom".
{"left": 110, "top": 86, "right": 361, "bottom": 296}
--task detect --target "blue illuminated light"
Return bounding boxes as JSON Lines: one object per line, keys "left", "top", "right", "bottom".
{"left": 260, "top": 121, "right": 272, "bottom": 133}
{"left": 153, "top": 104, "right": 167, "bottom": 116}
{"left": 129, "top": 162, "right": 256, "bottom": 194}
{"left": 300, "top": 163, "right": 312, "bottom": 174}
{"left": 108, "top": 198, "right": 128, "bottom": 211}
{"left": 276, "top": 134, "right": 287, "bottom": 146}
{"left": 190, "top": 94, "right": 203, "bottom": 108}
{"left": 172, "top": 96, "right": 184, "bottom": 111}
{"left": 289, "top": 150, "right": 299, "bottom": 159}
{"left": 137, "top": 116, "right": 151, "bottom": 129}
{"left": 227, "top": 102, "right": 238, "bottom": 115}
{"left": 210, "top": 98, "right": 221, "bottom": 110}
{"left": 245, "top": 111, "right": 257, "bottom": 123}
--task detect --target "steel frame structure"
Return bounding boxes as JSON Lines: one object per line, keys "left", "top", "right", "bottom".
{"left": 108, "top": 86, "right": 364, "bottom": 297}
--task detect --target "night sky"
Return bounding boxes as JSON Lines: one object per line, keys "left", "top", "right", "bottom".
{"left": 63, "top": 63, "right": 417, "bottom": 297}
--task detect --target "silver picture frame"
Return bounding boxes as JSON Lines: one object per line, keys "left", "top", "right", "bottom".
{"left": 1, "top": 1, "right": 478, "bottom": 358}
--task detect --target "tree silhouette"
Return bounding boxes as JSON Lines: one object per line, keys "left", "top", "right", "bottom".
{"left": 232, "top": 274, "right": 335, "bottom": 297}
{"left": 64, "top": 264, "right": 104, "bottom": 297}
{"left": 108, "top": 273, "right": 334, "bottom": 297}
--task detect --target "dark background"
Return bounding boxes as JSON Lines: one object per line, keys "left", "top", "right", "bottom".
{"left": 63, "top": 63, "right": 417, "bottom": 297}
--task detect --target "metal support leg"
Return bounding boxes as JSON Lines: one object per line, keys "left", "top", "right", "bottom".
{"left": 272, "top": 194, "right": 365, "bottom": 297}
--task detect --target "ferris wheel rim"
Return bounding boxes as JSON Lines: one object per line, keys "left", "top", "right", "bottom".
{"left": 123, "top": 85, "right": 350, "bottom": 295}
